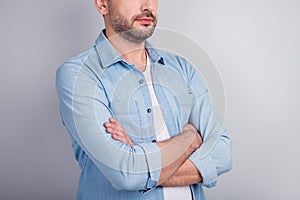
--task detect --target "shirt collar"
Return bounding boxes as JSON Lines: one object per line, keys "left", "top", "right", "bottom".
{"left": 95, "top": 30, "right": 165, "bottom": 68}
{"left": 145, "top": 41, "right": 165, "bottom": 65}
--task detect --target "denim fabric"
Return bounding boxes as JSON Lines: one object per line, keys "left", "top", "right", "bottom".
{"left": 56, "top": 30, "right": 232, "bottom": 200}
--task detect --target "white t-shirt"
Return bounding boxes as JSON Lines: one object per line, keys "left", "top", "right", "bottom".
{"left": 142, "top": 55, "right": 192, "bottom": 200}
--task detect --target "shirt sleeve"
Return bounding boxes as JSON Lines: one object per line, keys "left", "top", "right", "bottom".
{"left": 55, "top": 61, "right": 161, "bottom": 191}
{"left": 181, "top": 58, "right": 232, "bottom": 187}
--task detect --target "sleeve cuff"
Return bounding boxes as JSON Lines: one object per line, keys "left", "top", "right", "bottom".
{"left": 189, "top": 151, "right": 217, "bottom": 188}
{"left": 136, "top": 142, "right": 162, "bottom": 193}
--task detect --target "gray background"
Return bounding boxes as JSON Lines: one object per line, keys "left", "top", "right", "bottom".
{"left": 0, "top": 0, "right": 299, "bottom": 199}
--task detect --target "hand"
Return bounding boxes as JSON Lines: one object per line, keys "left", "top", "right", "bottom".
{"left": 156, "top": 123, "right": 202, "bottom": 186}
{"left": 103, "top": 118, "right": 134, "bottom": 146}
{"left": 182, "top": 123, "right": 202, "bottom": 150}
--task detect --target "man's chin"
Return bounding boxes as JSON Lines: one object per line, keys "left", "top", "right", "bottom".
{"left": 120, "top": 28, "right": 155, "bottom": 44}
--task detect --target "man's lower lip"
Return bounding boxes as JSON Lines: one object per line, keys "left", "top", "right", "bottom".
{"left": 136, "top": 19, "right": 153, "bottom": 24}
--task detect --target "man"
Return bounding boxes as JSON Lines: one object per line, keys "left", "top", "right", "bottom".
{"left": 56, "top": 0, "right": 232, "bottom": 199}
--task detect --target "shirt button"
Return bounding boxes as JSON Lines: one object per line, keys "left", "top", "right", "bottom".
{"left": 147, "top": 108, "right": 152, "bottom": 113}
{"left": 139, "top": 79, "right": 144, "bottom": 84}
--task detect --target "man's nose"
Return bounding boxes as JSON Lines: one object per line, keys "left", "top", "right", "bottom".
{"left": 140, "top": 0, "right": 156, "bottom": 13}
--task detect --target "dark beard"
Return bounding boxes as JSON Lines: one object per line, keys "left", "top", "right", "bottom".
{"left": 118, "top": 28, "right": 156, "bottom": 44}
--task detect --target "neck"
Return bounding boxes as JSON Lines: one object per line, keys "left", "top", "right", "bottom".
{"left": 105, "top": 29, "right": 147, "bottom": 72}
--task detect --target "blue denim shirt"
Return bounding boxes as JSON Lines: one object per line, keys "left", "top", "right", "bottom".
{"left": 56, "top": 30, "right": 232, "bottom": 200}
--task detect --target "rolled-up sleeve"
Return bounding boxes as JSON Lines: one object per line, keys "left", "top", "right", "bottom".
{"left": 56, "top": 61, "right": 162, "bottom": 191}
{"left": 182, "top": 59, "right": 232, "bottom": 187}
{"left": 189, "top": 153, "right": 217, "bottom": 187}
{"left": 136, "top": 143, "right": 162, "bottom": 192}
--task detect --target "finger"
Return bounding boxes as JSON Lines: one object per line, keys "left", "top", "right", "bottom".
{"left": 109, "top": 121, "right": 123, "bottom": 132}
{"left": 109, "top": 117, "right": 117, "bottom": 123}
{"left": 104, "top": 122, "right": 120, "bottom": 130}
{"left": 111, "top": 134, "right": 131, "bottom": 145}
{"left": 108, "top": 123, "right": 126, "bottom": 134}
{"left": 110, "top": 131, "right": 134, "bottom": 146}
{"left": 111, "top": 129, "right": 128, "bottom": 137}
{"left": 103, "top": 122, "right": 112, "bottom": 128}
{"left": 183, "top": 123, "right": 194, "bottom": 131}
{"left": 105, "top": 127, "right": 114, "bottom": 133}
{"left": 106, "top": 118, "right": 119, "bottom": 129}
{"left": 106, "top": 127, "right": 123, "bottom": 135}
{"left": 111, "top": 134, "right": 126, "bottom": 143}
{"left": 108, "top": 122, "right": 117, "bottom": 129}
{"left": 109, "top": 118, "right": 123, "bottom": 129}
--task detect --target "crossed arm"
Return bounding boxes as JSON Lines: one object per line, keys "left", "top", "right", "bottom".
{"left": 104, "top": 118, "right": 203, "bottom": 187}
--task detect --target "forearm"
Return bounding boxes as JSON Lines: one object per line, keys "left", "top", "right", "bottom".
{"left": 104, "top": 120, "right": 202, "bottom": 187}
{"left": 160, "top": 159, "right": 202, "bottom": 187}
{"left": 156, "top": 126, "right": 201, "bottom": 185}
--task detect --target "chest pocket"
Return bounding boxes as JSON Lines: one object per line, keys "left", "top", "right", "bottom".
{"left": 174, "top": 93, "right": 193, "bottom": 126}
{"left": 111, "top": 90, "right": 155, "bottom": 143}
{"left": 111, "top": 97, "right": 142, "bottom": 141}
